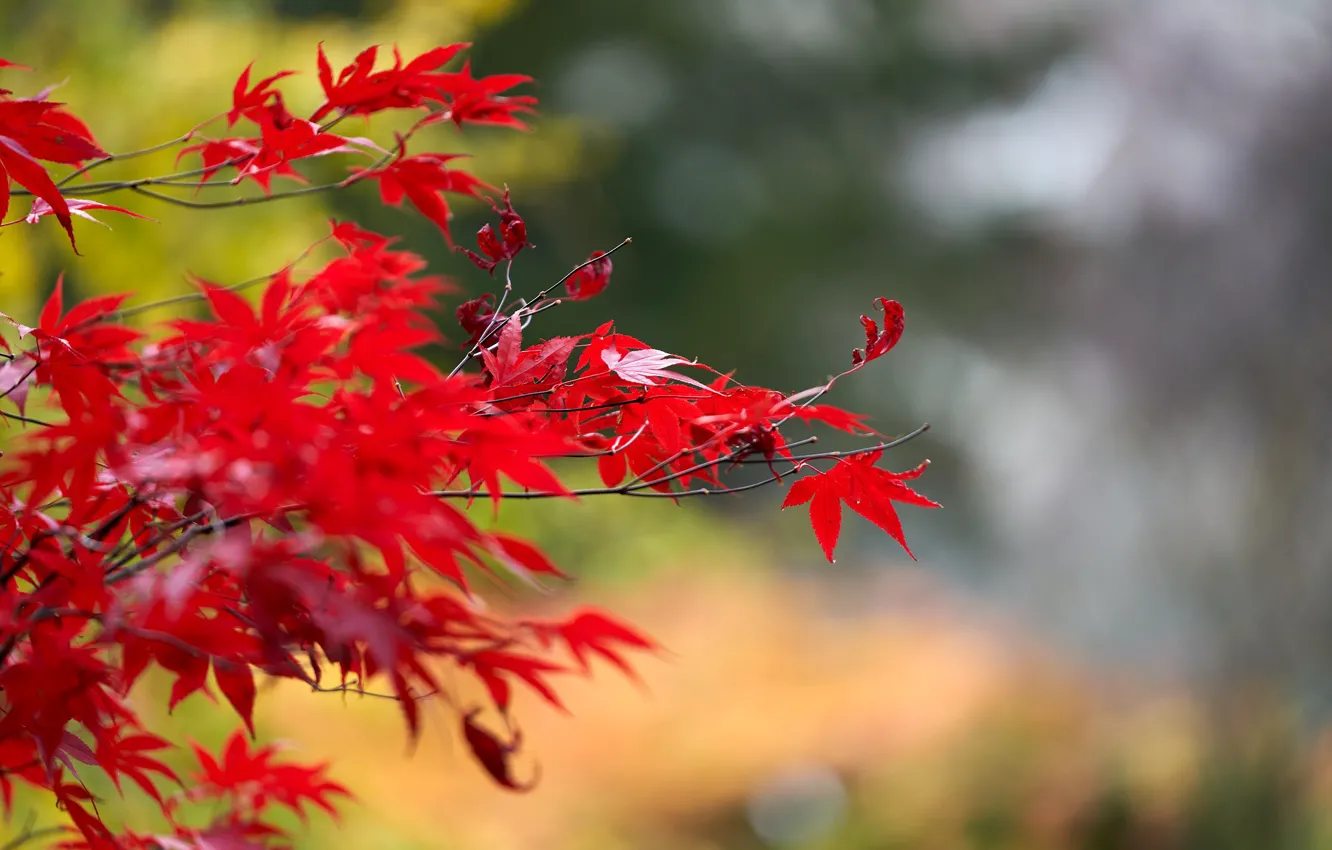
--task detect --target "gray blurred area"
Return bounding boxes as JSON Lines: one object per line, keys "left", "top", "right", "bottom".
{"left": 464, "top": 0, "right": 1332, "bottom": 693}
{"left": 903, "top": 0, "right": 1332, "bottom": 692}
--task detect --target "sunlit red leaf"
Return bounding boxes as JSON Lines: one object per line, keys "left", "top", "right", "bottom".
{"left": 358, "top": 152, "right": 492, "bottom": 244}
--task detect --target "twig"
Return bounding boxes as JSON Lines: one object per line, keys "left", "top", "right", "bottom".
{"left": 448, "top": 237, "right": 634, "bottom": 379}
{"left": 428, "top": 427, "right": 929, "bottom": 502}
{"left": 53, "top": 113, "right": 225, "bottom": 188}
{"left": 0, "top": 823, "right": 67, "bottom": 850}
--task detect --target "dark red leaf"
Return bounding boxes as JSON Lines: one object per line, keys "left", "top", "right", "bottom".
{"left": 461, "top": 712, "right": 537, "bottom": 792}
{"left": 565, "top": 251, "right": 612, "bottom": 301}
{"left": 852, "top": 298, "right": 905, "bottom": 366}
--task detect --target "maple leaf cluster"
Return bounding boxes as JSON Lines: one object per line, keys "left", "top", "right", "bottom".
{"left": 0, "top": 44, "right": 936, "bottom": 847}
{"left": 0, "top": 62, "right": 107, "bottom": 249}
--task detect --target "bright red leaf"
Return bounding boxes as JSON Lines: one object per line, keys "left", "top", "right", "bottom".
{"left": 783, "top": 452, "right": 939, "bottom": 561}
{"left": 356, "top": 152, "right": 492, "bottom": 244}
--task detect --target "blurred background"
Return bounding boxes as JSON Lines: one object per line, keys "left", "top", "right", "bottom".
{"left": 5, "top": 0, "right": 1332, "bottom": 846}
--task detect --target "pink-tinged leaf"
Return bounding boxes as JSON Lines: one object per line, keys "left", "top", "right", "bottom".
{"left": 26, "top": 196, "right": 154, "bottom": 227}
{"left": 0, "top": 358, "right": 34, "bottom": 414}
{"left": 601, "top": 345, "right": 715, "bottom": 391}
{"left": 496, "top": 315, "right": 521, "bottom": 376}
{"left": 58, "top": 731, "right": 98, "bottom": 767}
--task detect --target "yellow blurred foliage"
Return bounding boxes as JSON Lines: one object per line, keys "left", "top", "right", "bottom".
{"left": 0, "top": 0, "right": 583, "bottom": 325}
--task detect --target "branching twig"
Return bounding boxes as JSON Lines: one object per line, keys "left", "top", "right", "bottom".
{"left": 52, "top": 113, "right": 226, "bottom": 189}
{"left": 448, "top": 237, "right": 634, "bottom": 379}
{"left": 428, "top": 427, "right": 929, "bottom": 502}
{"left": 0, "top": 822, "right": 66, "bottom": 850}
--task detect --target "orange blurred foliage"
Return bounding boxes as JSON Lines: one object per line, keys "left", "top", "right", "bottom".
{"left": 246, "top": 565, "right": 1273, "bottom": 849}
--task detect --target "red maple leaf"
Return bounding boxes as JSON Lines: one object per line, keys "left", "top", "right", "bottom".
{"left": 565, "top": 250, "right": 613, "bottom": 300}
{"left": 0, "top": 97, "right": 107, "bottom": 249}
{"left": 428, "top": 61, "right": 537, "bottom": 130}
{"left": 852, "top": 297, "right": 905, "bottom": 366}
{"left": 228, "top": 62, "right": 297, "bottom": 127}
{"left": 176, "top": 137, "right": 261, "bottom": 186}
{"left": 461, "top": 711, "right": 537, "bottom": 791}
{"left": 237, "top": 118, "right": 362, "bottom": 193}
{"left": 356, "top": 152, "right": 492, "bottom": 244}
{"left": 191, "top": 731, "right": 350, "bottom": 820}
{"left": 601, "top": 344, "right": 715, "bottom": 391}
{"left": 782, "top": 451, "right": 939, "bottom": 562}
{"left": 524, "top": 609, "right": 659, "bottom": 679}
{"left": 311, "top": 43, "right": 471, "bottom": 121}
{"left": 460, "top": 189, "right": 531, "bottom": 273}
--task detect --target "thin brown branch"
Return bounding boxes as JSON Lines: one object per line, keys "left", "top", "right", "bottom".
{"left": 107, "top": 238, "right": 327, "bottom": 324}
{"left": 428, "top": 427, "right": 928, "bottom": 501}
{"left": 0, "top": 822, "right": 67, "bottom": 850}
{"left": 52, "top": 113, "right": 226, "bottom": 189}
{"left": 0, "top": 410, "right": 55, "bottom": 428}
{"left": 128, "top": 182, "right": 340, "bottom": 209}
{"left": 449, "top": 237, "right": 634, "bottom": 379}
{"left": 104, "top": 525, "right": 208, "bottom": 585}
{"left": 307, "top": 681, "right": 442, "bottom": 702}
